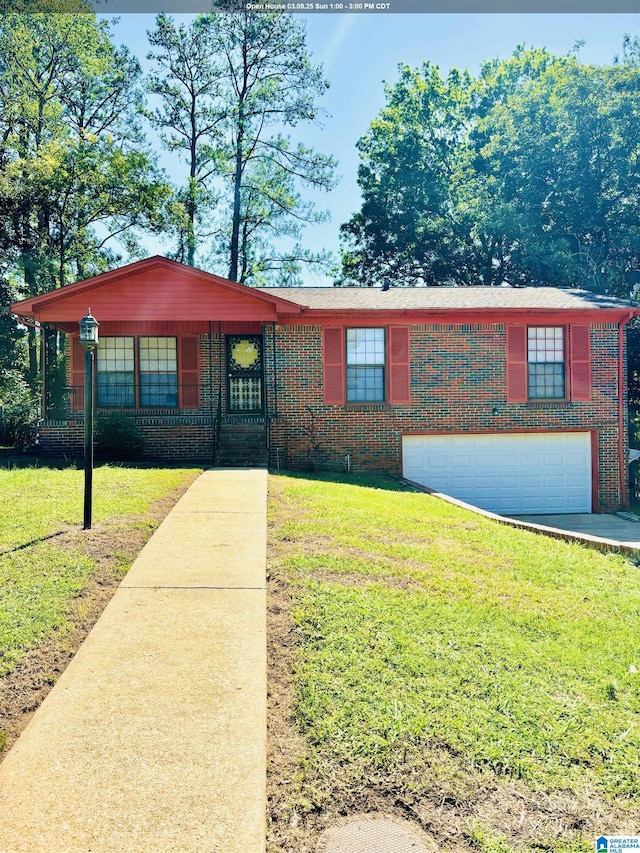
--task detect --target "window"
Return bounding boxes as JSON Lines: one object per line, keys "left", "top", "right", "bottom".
{"left": 527, "top": 327, "right": 565, "bottom": 399}
{"left": 346, "top": 328, "right": 385, "bottom": 402}
{"left": 97, "top": 337, "right": 135, "bottom": 407}
{"left": 139, "top": 337, "right": 178, "bottom": 407}
{"left": 97, "top": 336, "right": 178, "bottom": 408}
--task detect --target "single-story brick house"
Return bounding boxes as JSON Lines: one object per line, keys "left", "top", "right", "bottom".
{"left": 11, "top": 255, "right": 639, "bottom": 514}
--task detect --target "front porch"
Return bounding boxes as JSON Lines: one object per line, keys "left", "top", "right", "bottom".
{"left": 40, "top": 323, "right": 277, "bottom": 466}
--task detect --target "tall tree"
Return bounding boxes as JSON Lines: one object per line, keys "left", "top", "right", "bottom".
{"left": 341, "top": 45, "right": 640, "bottom": 295}
{"left": 340, "top": 62, "right": 475, "bottom": 287}
{"left": 146, "top": 14, "right": 225, "bottom": 267}
{"left": 212, "top": 6, "right": 336, "bottom": 284}
{"left": 474, "top": 51, "right": 640, "bottom": 294}
{"left": 147, "top": 8, "right": 336, "bottom": 284}
{"left": 0, "top": 13, "right": 168, "bottom": 392}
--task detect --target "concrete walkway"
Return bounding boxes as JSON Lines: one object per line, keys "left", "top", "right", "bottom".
{"left": 514, "top": 513, "right": 640, "bottom": 548}
{"left": 0, "top": 468, "right": 267, "bottom": 853}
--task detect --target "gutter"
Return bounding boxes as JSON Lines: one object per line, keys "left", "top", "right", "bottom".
{"left": 619, "top": 310, "right": 637, "bottom": 507}
{"left": 11, "top": 313, "right": 40, "bottom": 330}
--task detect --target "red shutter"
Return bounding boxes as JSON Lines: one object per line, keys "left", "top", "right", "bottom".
{"left": 179, "top": 336, "right": 200, "bottom": 409}
{"left": 323, "top": 327, "right": 345, "bottom": 405}
{"left": 570, "top": 324, "right": 591, "bottom": 402}
{"left": 506, "top": 326, "right": 528, "bottom": 402}
{"left": 388, "top": 326, "right": 411, "bottom": 404}
{"left": 70, "top": 336, "right": 85, "bottom": 411}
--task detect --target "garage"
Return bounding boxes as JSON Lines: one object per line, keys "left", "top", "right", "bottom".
{"left": 402, "top": 432, "right": 592, "bottom": 515}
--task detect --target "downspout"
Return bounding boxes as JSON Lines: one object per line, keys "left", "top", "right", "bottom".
{"left": 272, "top": 321, "right": 278, "bottom": 418}
{"left": 270, "top": 321, "right": 279, "bottom": 469}
{"left": 209, "top": 321, "right": 215, "bottom": 464}
{"left": 263, "top": 323, "right": 270, "bottom": 460}
{"left": 217, "top": 322, "right": 223, "bottom": 463}
{"left": 12, "top": 314, "right": 40, "bottom": 329}
{"left": 41, "top": 324, "right": 46, "bottom": 419}
{"left": 619, "top": 311, "right": 636, "bottom": 507}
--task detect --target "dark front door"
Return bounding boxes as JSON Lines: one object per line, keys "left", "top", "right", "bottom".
{"left": 226, "top": 335, "right": 264, "bottom": 413}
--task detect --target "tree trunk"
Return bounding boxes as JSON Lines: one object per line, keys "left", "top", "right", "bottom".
{"left": 187, "top": 102, "right": 198, "bottom": 267}
{"left": 187, "top": 176, "right": 197, "bottom": 268}
{"left": 228, "top": 114, "right": 245, "bottom": 283}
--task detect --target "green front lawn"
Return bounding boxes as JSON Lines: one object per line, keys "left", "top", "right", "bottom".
{"left": 268, "top": 472, "right": 640, "bottom": 850}
{"left": 0, "top": 464, "right": 200, "bottom": 678}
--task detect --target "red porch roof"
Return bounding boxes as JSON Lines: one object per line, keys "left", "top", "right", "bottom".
{"left": 11, "top": 256, "right": 302, "bottom": 331}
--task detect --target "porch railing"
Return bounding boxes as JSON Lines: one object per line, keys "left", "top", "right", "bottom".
{"left": 48, "top": 384, "right": 203, "bottom": 419}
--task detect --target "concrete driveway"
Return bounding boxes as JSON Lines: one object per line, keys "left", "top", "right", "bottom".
{"left": 513, "top": 513, "right": 640, "bottom": 547}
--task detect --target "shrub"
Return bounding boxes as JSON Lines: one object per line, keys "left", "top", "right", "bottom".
{"left": 0, "top": 372, "right": 39, "bottom": 448}
{"left": 95, "top": 412, "right": 144, "bottom": 461}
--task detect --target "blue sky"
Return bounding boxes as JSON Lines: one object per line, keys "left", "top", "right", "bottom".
{"left": 107, "top": 12, "right": 640, "bottom": 284}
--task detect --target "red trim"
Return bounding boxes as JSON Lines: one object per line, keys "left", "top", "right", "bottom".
{"left": 12, "top": 255, "right": 302, "bottom": 316}
{"left": 275, "top": 308, "right": 639, "bottom": 326}
{"left": 222, "top": 321, "right": 263, "bottom": 334}
{"left": 98, "top": 321, "right": 209, "bottom": 335}
{"left": 402, "top": 427, "right": 595, "bottom": 437}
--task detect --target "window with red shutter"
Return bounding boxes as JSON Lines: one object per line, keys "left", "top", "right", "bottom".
{"left": 506, "top": 326, "right": 528, "bottom": 402}
{"left": 388, "top": 326, "right": 411, "bottom": 404}
{"left": 179, "top": 336, "right": 200, "bottom": 409}
{"left": 323, "top": 327, "right": 345, "bottom": 405}
{"left": 570, "top": 325, "right": 591, "bottom": 401}
{"left": 527, "top": 327, "right": 566, "bottom": 399}
{"left": 345, "top": 328, "right": 385, "bottom": 402}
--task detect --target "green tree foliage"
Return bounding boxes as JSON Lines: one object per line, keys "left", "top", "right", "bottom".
{"left": 146, "top": 14, "right": 224, "bottom": 268}
{"left": 341, "top": 62, "right": 475, "bottom": 287}
{"left": 0, "top": 12, "right": 169, "bottom": 410}
{"left": 341, "top": 45, "right": 640, "bottom": 295}
{"left": 0, "top": 13, "right": 168, "bottom": 292}
{"left": 147, "top": 7, "right": 336, "bottom": 284}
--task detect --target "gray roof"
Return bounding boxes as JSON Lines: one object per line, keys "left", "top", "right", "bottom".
{"left": 258, "top": 285, "right": 634, "bottom": 312}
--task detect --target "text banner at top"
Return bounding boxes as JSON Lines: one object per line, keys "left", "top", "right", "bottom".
{"left": 6, "top": 0, "right": 640, "bottom": 12}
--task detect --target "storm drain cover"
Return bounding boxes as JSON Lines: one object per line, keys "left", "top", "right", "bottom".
{"left": 316, "top": 813, "right": 437, "bottom": 853}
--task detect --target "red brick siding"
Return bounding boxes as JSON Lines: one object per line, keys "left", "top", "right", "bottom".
{"left": 47, "top": 321, "right": 629, "bottom": 510}
{"left": 268, "top": 322, "right": 626, "bottom": 511}
{"left": 40, "top": 417, "right": 215, "bottom": 462}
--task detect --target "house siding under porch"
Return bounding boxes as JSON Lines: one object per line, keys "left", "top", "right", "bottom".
{"left": 41, "top": 321, "right": 276, "bottom": 464}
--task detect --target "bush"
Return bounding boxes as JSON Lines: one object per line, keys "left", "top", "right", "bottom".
{"left": 95, "top": 412, "right": 144, "bottom": 461}
{"left": 0, "top": 373, "right": 39, "bottom": 448}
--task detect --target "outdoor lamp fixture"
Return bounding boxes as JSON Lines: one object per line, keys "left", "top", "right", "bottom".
{"left": 79, "top": 309, "right": 99, "bottom": 530}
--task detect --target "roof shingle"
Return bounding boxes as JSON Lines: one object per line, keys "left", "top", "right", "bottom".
{"left": 257, "top": 286, "right": 634, "bottom": 311}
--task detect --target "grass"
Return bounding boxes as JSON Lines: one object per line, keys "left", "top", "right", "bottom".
{"left": 0, "top": 463, "right": 194, "bottom": 552}
{"left": 268, "top": 472, "right": 640, "bottom": 849}
{"left": 0, "top": 463, "right": 200, "bottom": 678}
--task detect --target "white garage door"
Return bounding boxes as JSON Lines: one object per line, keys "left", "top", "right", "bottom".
{"left": 402, "top": 432, "right": 592, "bottom": 515}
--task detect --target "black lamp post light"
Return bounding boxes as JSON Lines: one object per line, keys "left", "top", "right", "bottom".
{"left": 79, "top": 309, "right": 99, "bottom": 530}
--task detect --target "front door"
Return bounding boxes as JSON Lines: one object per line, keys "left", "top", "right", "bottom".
{"left": 226, "top": 335, "right": 264, "bottom": 413}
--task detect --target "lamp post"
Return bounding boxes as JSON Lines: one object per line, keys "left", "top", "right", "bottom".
{"left": 79, "top": 310, "right": 99, "bottom": 530}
